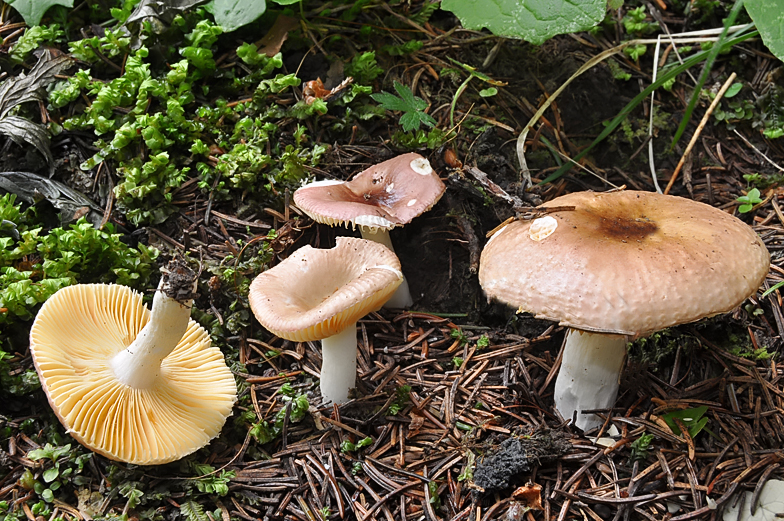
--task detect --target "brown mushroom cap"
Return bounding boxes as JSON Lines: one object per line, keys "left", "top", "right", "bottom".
{"left": 249, "top": 237, "right": 403, "bottom": 341}
{"left": 479, "top": 190, "right": 770, "bottom": 337}
{"left": 29, "top": 284, "right": 237, "bottom": 465}
{"left": 292, "top": 153, "right": 445, "bottom": 231}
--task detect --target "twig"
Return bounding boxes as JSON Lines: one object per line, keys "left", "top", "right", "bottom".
{"left": 664, "top": 72, "right": 737, "bottom": 194}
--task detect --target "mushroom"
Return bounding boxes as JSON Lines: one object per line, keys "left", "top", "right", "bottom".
{"left": 248, "top": 237, "right": 403, "bottom": 404}
{"left": 479, "top": 190, "right": 770, "bottom": 430}
{"left": 293, "top": 152, "right": 445, "bottom": 308}
{"left": 29, "top": 259, "right": 237, "bottom": 465}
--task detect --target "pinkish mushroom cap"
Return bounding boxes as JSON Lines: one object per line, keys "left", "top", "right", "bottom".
{"left": 293, "top": 153, "right": 445, "bottom": 232}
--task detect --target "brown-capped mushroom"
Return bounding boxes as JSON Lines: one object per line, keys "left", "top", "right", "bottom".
{"left": 248, "top": 237, "right": 403, "bottom": 403}
{"left": 479, "top": 190, "right": 770, "bottom": 430}
{"left": 293, "top": 153, "right": 445, "bottom": 307}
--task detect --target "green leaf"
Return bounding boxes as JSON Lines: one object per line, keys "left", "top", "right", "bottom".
{"left": 724, "top": 82, "right": 743, "bottom": 98}
{"left": 479, "top": 87, "right": 497, "bottom": 97}
{"left": 440, "top": 0, "right": 605, "bottom": 45}
{"left": 371, "top": 81, "right": 436, "bottom": 132}
{"left": 42, "top": 467, "right": 59, "bottom": 483}
{"left": 660, "top": 406, "right": 709, "bottom": 438}
{"left": 180, "top": 501, "right": 209, "bottom": 521}
{"left": 6, "top": 0, "right": 73, "bottom": 26}
{"left": 210, "top": 0, "right": 267, "bottom": 32}
{"left": 745, "top": 0, "right": 784, "bottom": 61}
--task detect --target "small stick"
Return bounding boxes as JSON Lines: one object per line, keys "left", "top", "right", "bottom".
{"left": 664, "top": 72, "right": 737, "bottom": 194}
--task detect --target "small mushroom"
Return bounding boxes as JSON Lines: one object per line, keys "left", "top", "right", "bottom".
{"left": 479, "top": 190, "right": 769, "bottom": 430}
{"left": 29, "top": 259, "right": 237, "bottom": 465}
{"left": 293, "top": 153, "right": 445, "bottom": 308}
{"left": 248, "top": 237, "right": 403, "bottom": 403}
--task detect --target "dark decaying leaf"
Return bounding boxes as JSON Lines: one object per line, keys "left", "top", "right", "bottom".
{"left": 0, "top": 171, "right": 103, "bottom": 226}
{"left": 0, "top": 50, "right": 72, "bottom": 175}
{"left": 0, "top": 50, "right": 72, "bottom": 119}
{"left": 0, "top": 116, "right": 54, "bottom": 167}
{"left": 126, "top": 0, "right": 209, "bottom": 29}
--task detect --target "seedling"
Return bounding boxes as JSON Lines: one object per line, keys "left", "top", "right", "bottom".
{"left": 340, "top": 437, "right": 373, "bottom": 453}
{"left": 737, "top": 188, "right": 763, "bottom": 213}
{"left": 371, "top": 81, "right": 436, "bottom": 132}
{"left": 446, "top": 58, "right": 507, "bottom": 128}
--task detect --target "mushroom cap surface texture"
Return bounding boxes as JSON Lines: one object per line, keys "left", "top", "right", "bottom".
{"left": 293, "top": 153, "right": 445, "bottom": 232}
{"left": 479, "top": 190, "right": 770, "bottom": 337}
{"left": 29, "top": 283, "right": 237, "bottom": 465}
{"left": 249, "top": 237, "right": 403, "bottom": 341}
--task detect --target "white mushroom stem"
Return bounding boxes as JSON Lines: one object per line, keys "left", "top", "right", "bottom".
{"left": 359, "top": 228, "right": 413, "bottom": 308}
{"left": 320, "top": 324, "right": 359, "bottom": 404}
{"left": 553, "top": 329, "right": 628, "bottom": 431}
{"left": 111, "top": 278, "right": 193, "bottom": 389}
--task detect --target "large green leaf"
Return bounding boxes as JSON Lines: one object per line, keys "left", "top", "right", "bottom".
{"left": 745, "top": 0, "right": 784, "bottom": 61}
{"left": 208, "top": 0, "right": 267, "bottom": 32}
{"left": 6, "top": 0, "right": 73, "bottom": 26}
{"left": 440, "top": 0, "right": 605, "bottom": 44}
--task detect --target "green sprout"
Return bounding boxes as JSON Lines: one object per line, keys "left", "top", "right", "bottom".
{"left": 737, "top": 188, "right": 763, "bottom": 213}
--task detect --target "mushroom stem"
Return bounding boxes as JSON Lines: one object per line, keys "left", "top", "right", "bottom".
{"left": 111, "top": 269, "right": 195, "bottom": 389}
{"left": 319, "top": 324, "right": 359, "bottom": 404}
{"left": 359, "top": 228, "right": 413, "bottom": 308}
{"left": 553, "top": 329, "right": 627, "bottom": 431}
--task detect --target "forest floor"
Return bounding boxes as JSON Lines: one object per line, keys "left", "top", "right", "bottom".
{"left": 2, "top": 1, "right": 784, "bottom": 521}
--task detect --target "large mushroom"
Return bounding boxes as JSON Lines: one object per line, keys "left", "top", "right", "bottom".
{"left": 479, "top": 190, "right": 769, "bottom": 430}
{"left": 29, "top": 259, "right": 238, "bottom": 464}
{"left": 293, "top": 152, "right": 445, "bottom": 308}
{"left": 248, "top": 237, "right": 403, "bottom": 404}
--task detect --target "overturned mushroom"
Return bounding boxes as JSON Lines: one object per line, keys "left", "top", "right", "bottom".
{"left": 29, "top": 259, "right": 238, "bottom": 465}
{"left": 293, "top": 153, "right": 445, "bottom": 307}
{"left": 248, "top": 237, "right": 402, "bottom": 403}
{"left": 479, "top": 190, "right": 769, "bottom": 430}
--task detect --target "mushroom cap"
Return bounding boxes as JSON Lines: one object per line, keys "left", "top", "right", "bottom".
{"left": 293, "top": 153, "right": 445, "bottom": 232}
{"left": 29, "top": 284, "right": 237, "bottom": 465}
{"left": 479, "top": 190, "right": 770, "bottom": 337}
{"left": 248, "top": 237, "right": 403, "bottom": 341}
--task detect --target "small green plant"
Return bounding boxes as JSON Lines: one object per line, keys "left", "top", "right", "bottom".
{"left": 25, "top": 443, "right": 93, "bottom": 502}
{"left": 340, "top": 437, "right": 373, "bottom": 453}
{"left": 476, "top": 334, "right": 490, "bottom": 349}
{"left": 623, "top": 7, "right": 659, "bottom": 36}
{"left": 450, "top": 327, "right": 468, "bottom": 346}
{"left": 737, "top": 188, "right": 763, "bottom": 213}
{"left": 249, "top": 393, "right": 310, "bottom": 444}
{"left": 629, "top": 433, "right": 654, "bottom": 462}
{"left": 452, "top": 356, "right": 464, "bottom": 368}
{"left": 388, "top": 385, "right": 412, "bottom": 415}
{"left": 457, "top": 451, "right": 475, "bottom": 481}
{"left": 371, "top": 81, "right": 436, "bottom": 132}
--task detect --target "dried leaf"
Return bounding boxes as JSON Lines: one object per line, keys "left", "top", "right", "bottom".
{"left": 303, "top": 77, "right": 353, "bottom": 105}
{"left": 126, "top": 0, "right": 208, "bottom": 30}
{"left": 0, "top": 171, "right": 103, "bottom": 226}
{"left": 257, "top": 15, "right": 299, "bottom": 57}
{"left": 0, "top": 50, "right": 72, "bottom": 174}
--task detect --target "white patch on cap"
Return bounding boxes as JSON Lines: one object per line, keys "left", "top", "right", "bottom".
{"left": 385, "top": 183, "right": 394, "bottom": 193}
{"left": 407, "top": 199, "right": 417, "bottom": 207}
{"left": 529, "top": 215, "right": 558, "bottom": 241}
{"left": 410, "top": 157, "right": 433, "bottom": 176}
{"left": 354, "top": 215, "right": 395, "bottom": 230}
